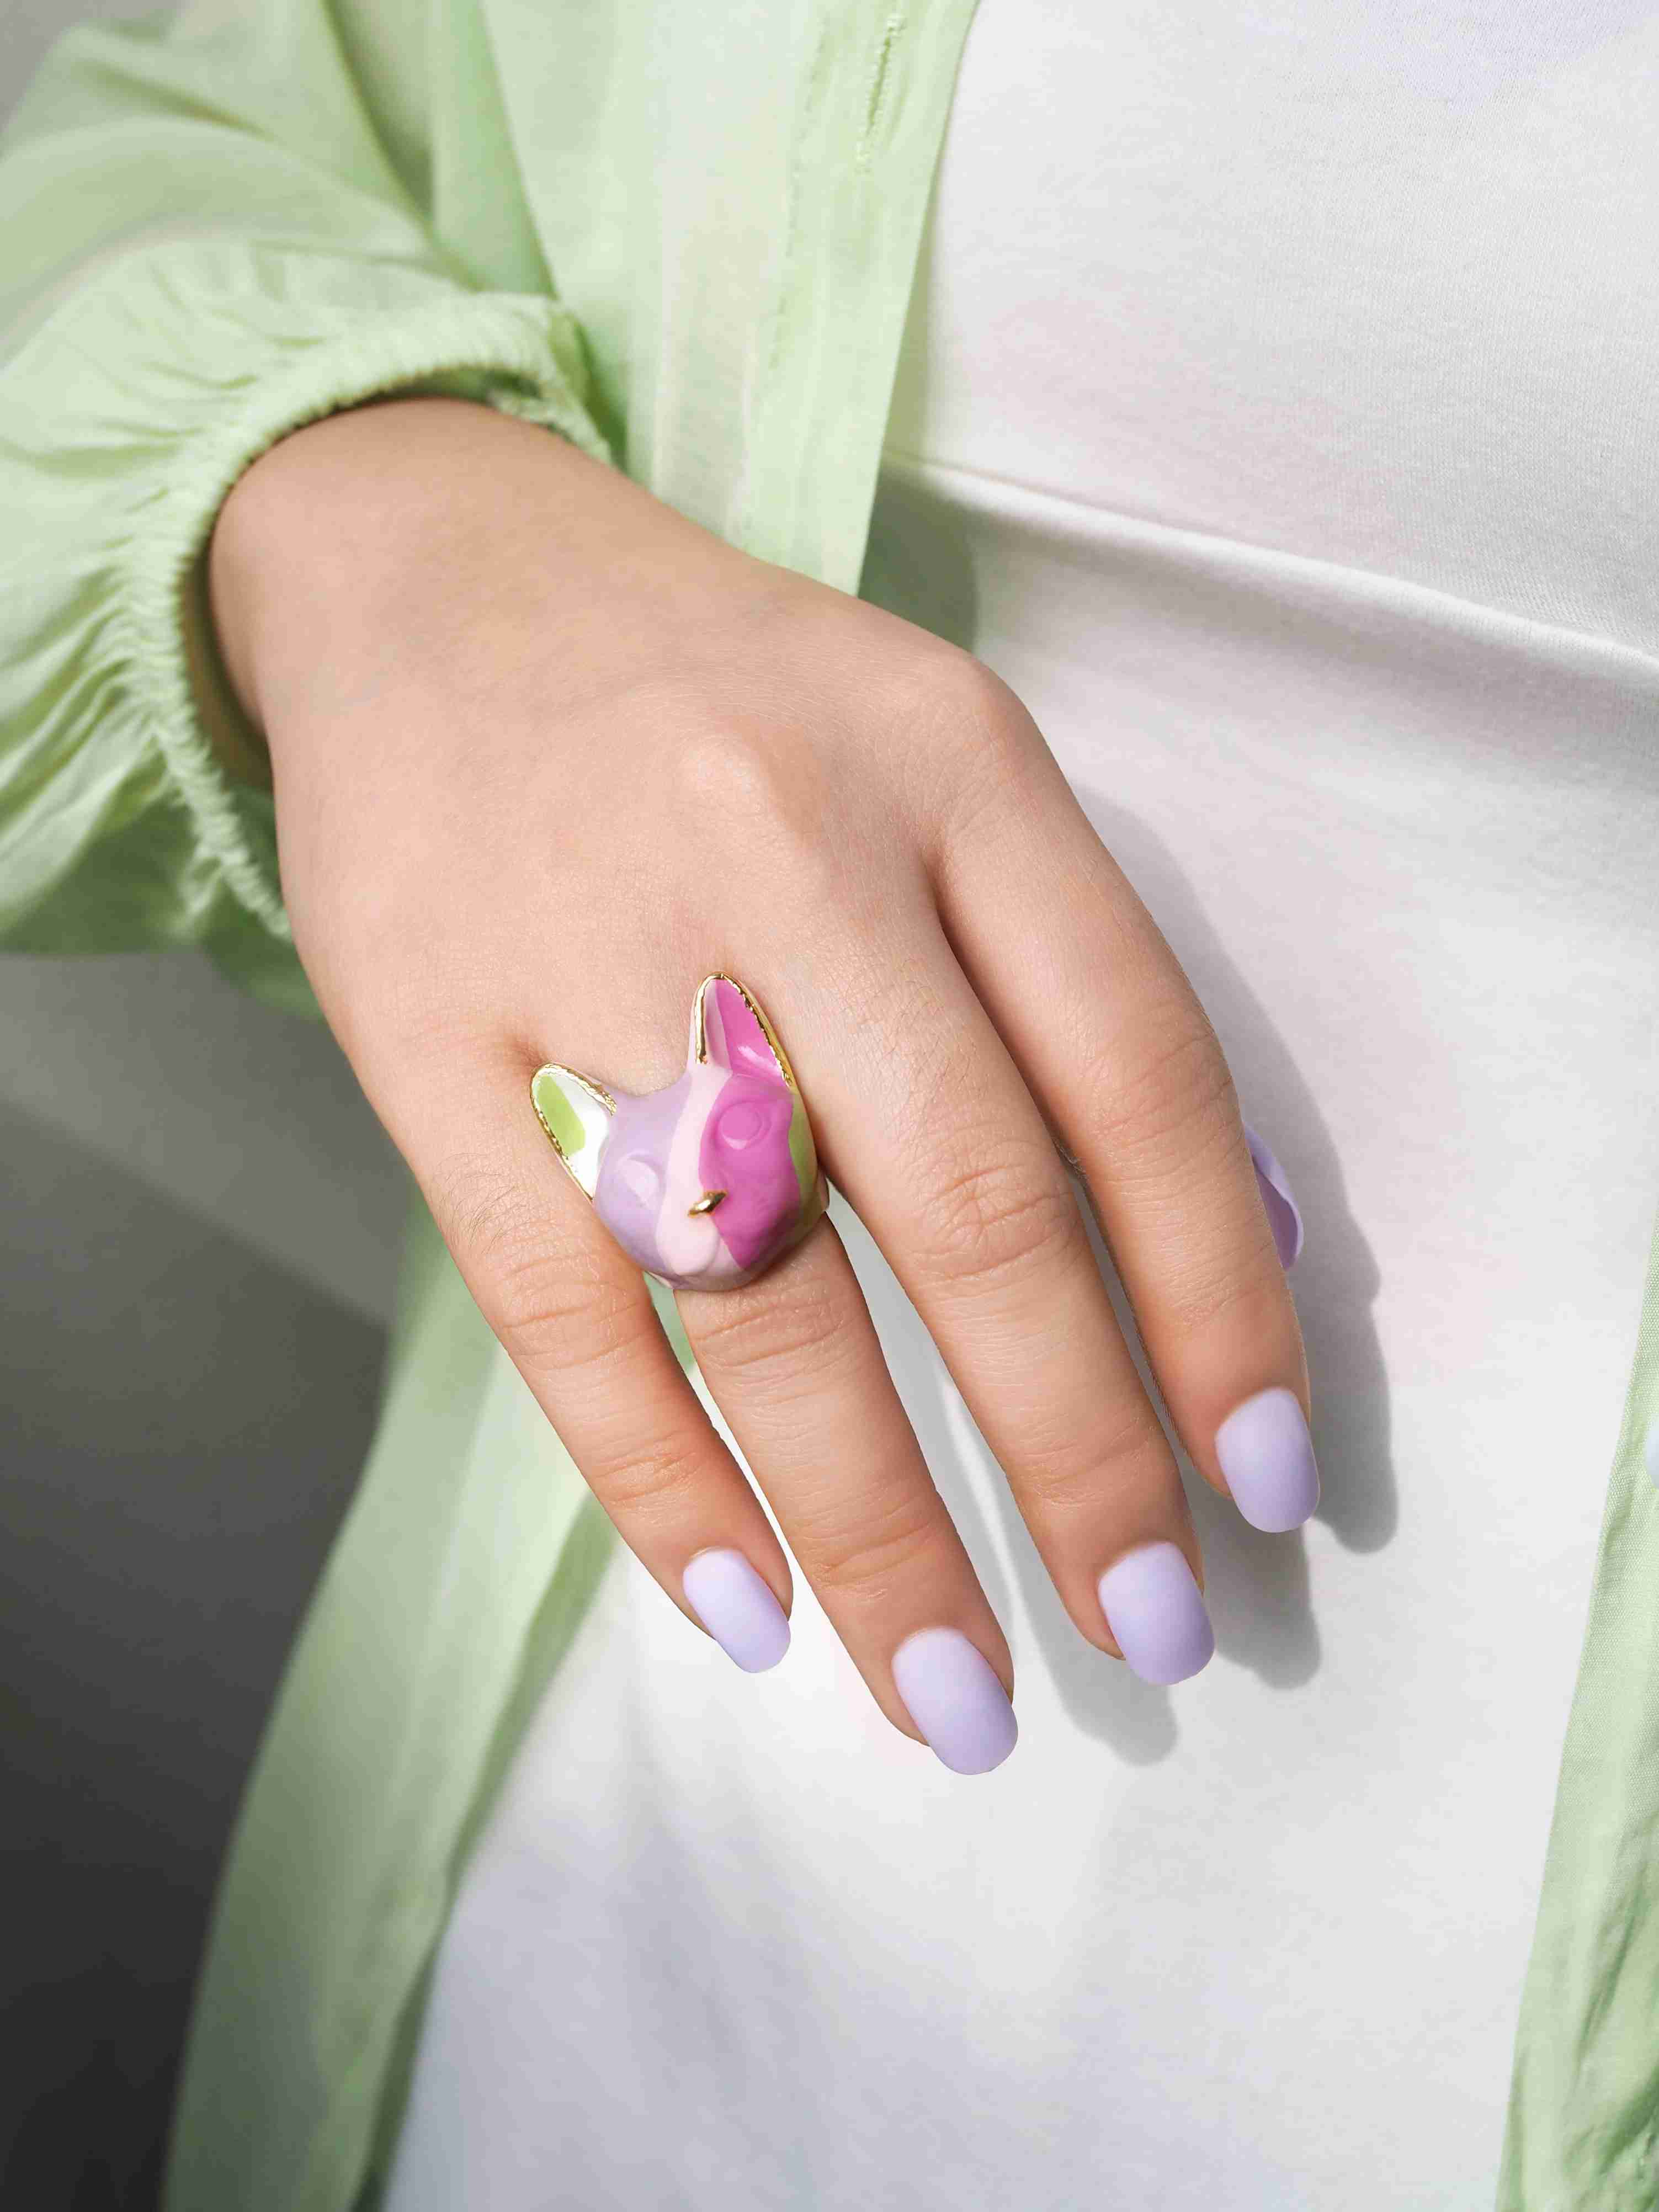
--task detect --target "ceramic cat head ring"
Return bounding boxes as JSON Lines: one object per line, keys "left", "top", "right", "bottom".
{"left": 531, "top": 974, "right": 830, "bottom": 1291}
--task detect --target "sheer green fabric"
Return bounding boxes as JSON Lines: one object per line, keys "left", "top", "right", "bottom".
{"left": 0, "top": 8, "right": 607, "bottom": 1017}
{"left": 0, "top": 4, "right": 1652, "bottom": 2208}
{"left": 0, "top": 3, "right": 977, "bottom": 2205}
{"left": 1497, "top": 1209, "right": 1659, "bottom": 2212}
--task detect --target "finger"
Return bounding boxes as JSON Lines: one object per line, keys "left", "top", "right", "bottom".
{"left": 369, "top": 1037, "right": 799, "bottom": 1671}
{"left": 800, "top": 918, "right": 1217, "bottom": 1687}
{"left": 677, "top": 1214, "right": 1018, "bottom": 1773}
{"left": 934, "top": 722, "right": 1317, "bottom": 1535}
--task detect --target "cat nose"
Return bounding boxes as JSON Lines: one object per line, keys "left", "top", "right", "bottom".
{"left": 688, "top": 1188, "right": 727, "bottom": 1216}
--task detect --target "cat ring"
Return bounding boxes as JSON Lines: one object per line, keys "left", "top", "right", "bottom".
{"left": 531, "top": 974, "right": 830, "bottom": 1291}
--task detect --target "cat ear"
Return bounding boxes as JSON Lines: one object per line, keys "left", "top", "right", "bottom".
{"left": 692, "top": 974, "right": 796, "bottom": 1088}
{"left": 531, "top": 1064, "right": 615, "bottom": 1199}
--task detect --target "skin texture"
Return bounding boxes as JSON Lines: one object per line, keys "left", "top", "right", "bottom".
{"left": 208, "top": 394, "right": 1310, "bottom": 1753}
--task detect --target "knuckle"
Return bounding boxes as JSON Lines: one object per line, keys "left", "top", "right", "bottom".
{"left": 910, "top": 1142, "right": 1084, "bottom": 1296}
{"left": 674, "top": 721, "right": 790, "bottom": 817}
{"left": 690, "top": 1269, "right": 853, "bottom": 1394}
{"left": 492, "top": 1251, "right": 639, "bottom": 1378}
{"left": 432, "top": 1157, "right": 638, "bottom": 1374}
{"left": 898, "top": 653, "right": 1047, "bottom": 852}
{"left": 1084, "top": 1014, "right": 1239, "bottom": 1174}
{"left": 1160, "top": 1251, "right": 1288, "bottom": 1343}
{"left": 859, "top": 628, "right": 1007, "bottom": 733}
{"left": 1014, "top": 1410, "right": 1172, "bottom": 1519}
{"left": 427, "top": 1153, "right": 534, "bottom": 1275}
{"left": 797, "top": 1491, "right": 947, "bottom": 1603}
{"left": 670, "top": 719, "right": 839, "bottom": 907}
{"left": 592, "top": 1435, "right": 708, "bottom": 1522}
{"left": 921, "top": 645, "right": 1025, "bottom": 737}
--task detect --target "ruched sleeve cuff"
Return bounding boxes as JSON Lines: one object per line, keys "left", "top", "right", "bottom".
{"left": 0, "top": 237, "right": 612, "bottom": 1004}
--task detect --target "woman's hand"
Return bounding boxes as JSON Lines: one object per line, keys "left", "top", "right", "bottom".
{"left": 209, "top": 395, "right": 1313, "bottom": 1770}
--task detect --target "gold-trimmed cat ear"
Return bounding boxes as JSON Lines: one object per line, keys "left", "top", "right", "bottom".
{"left": 690, "top": 972, "right": 800, "bottom": 1091}
{"left": 530, "top": 1064, "right": 614, "bottom": 1199}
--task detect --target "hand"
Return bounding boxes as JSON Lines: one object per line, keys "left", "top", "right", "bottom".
{"left": 209, "top": 395, "right": 1313, "bottom": 1772}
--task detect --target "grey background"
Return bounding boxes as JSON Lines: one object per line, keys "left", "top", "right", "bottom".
{"left": 2, "top": 6, "right": 410, "bottom": 2202}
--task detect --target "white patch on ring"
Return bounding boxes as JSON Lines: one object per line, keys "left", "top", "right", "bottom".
{"left": 653, "top": 1060, "right": 730, "bottom": 1282}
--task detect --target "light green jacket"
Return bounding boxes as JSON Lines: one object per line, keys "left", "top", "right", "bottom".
{"left": 1, "top": 6, "right": 1654, "bottom": 2207}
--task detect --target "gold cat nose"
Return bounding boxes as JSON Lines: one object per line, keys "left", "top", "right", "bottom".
{"left": 688, "top": 1189, "right": 727, "bottom": 1216}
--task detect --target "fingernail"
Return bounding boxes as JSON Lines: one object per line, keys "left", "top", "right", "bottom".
{"left": 891, "top": 1627, "right": 1018, "bottom": 1775}
{"left": 1096, "top": 1543, "right": 1215, "bottom": 1684}
{"left": 1216, "top": 1385, "right": 1321, "bottom": 1532}
{"left": 682, "top": 1549, "right": 791, "bottom": 1672}
{"left": 1243, "top": 1123, "right": 1304, "bottom": 1270}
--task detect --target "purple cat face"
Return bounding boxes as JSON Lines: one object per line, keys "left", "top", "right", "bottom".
{"left": 532, "top": 976, "right": 828, "bottom": 1290}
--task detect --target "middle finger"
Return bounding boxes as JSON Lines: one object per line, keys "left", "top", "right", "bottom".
{"left": 806, "top": 919, "right": 1218, "bottom": 1688}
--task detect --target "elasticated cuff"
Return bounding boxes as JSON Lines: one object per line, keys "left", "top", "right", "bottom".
{"left": 114, "top": 256, "right": 612, "bottom": 937}
{"left": 1, "top": 233, "right": 611, "bottom": 954}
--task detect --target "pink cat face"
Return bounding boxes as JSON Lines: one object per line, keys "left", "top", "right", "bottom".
{"left": 532, "top": 976, "right": 828, "bottom": 1290}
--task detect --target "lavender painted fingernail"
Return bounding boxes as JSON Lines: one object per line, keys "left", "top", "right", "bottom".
{"left": 682, "top": 1549, "right": 791, "bottom": 1672}
{"left": 891, "top": 1627, "right": 1018, "bottom": 1775}
{"left": 1244, "top": 1123, "right": 1304, "bottom": 1270}
{"left": 1097, "top": 1543, "right": 1215, "bottom": 1684}
{"left": 1216, "top": 1385, "right": 1321, "bottom": 1532}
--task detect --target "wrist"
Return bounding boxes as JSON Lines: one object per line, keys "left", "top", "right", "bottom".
{"left": 209, "top": 395, "right": 538, "bottom": 740}
{"left": 206, "top": 391, "right": 811, "bottom": 777}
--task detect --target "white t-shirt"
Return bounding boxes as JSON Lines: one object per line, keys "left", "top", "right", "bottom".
{"left": 389, "top": 8, "right": 1659, "bottom": 2205}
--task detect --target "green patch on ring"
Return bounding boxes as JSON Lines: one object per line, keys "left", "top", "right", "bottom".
{"left": 788, "top": 1094, "right": 821, "bottom": 1227}
{"left": 532, "top": 1067, "right": 588, "bottom": 1160}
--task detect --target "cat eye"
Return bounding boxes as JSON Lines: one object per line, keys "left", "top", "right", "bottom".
{"left": 616, "top": 1155, "right": 663, "bottom": 1205}
{"left": 713, "top": 1098, "right": 779, "bottom": 1152}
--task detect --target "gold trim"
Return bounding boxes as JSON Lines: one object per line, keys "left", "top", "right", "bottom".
{"left": 688, "top": 1189, "right": 727, "bottom": 1216}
